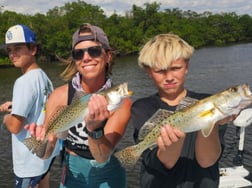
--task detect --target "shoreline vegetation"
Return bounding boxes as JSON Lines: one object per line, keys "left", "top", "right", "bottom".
{"left": 0, "top": 58, "right": 11, "bottom": 67}
{"left": 1, "top": 1, "right": 252, "bottom": 64}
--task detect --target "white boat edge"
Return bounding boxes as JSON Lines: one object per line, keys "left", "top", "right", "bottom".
{"left": 219, "top": 166, "right": 252, "bottom": 188}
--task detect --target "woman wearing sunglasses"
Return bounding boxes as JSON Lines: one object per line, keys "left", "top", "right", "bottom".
{"left": 27, "top": 23, "right": 132, "bottom": 188}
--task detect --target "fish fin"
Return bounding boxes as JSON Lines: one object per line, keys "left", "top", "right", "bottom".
{"left": 23, "top": 137, "right": 48, "bottom": 158}
{"left": 138, "top": 122, "right": 155, "bottom": 141}
{"left": 41, "top": 140, "right": 56, "bottom": 159}
{"left": 199, "top": 109, "right": 216, "bottom": 137}
{"left": 138, "top": 109, "right": 173, "bottom": 141}
{"left": 176, "top": 97, "right": 199, "bottom": 111}
{"left": 201, "top": 123, "right": 215, "bottom": 137}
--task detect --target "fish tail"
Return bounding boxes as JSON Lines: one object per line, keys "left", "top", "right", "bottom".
{"left": 114, "top": 145, "right": 142, "bottom": 169}
{"left": 23, "top": 137, "right": 48, "bottom": 158}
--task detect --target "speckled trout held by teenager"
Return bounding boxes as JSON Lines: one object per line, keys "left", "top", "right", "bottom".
{"left": 114, "top": 83, "right": 252, "bottom": 169}
{"left": 23, "top": 82, "right": 133, "bottom": 159}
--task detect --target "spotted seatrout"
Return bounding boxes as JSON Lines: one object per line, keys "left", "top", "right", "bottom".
{"left": 114, "top": 84, "right": 252, "bottom": 168}
{"left": 23, "top": 82, "right": 132, "bottom": 159}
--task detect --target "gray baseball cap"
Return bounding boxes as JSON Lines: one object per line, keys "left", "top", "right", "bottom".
{"left": 72, "top": 23, "right": 110, "bottom": 49}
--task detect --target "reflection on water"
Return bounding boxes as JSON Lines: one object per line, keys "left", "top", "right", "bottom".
{"left": 1, "top": 43, "right": 252, "bottom": 187}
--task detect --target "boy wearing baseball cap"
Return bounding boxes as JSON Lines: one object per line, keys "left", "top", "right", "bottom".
{"left": 0, "top": 24, "right": 60, "bottom": 188}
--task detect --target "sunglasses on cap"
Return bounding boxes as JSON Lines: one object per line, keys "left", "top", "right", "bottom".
{"left": 72, "top": 46, "right": 103, "bottom": 60}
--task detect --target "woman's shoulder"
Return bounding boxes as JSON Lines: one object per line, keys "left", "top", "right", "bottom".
{"left": 54, "top": 84, "right": 68, "bottom": 92}
{"left": 49, "top": 84, "right": 68, "bottom": 103}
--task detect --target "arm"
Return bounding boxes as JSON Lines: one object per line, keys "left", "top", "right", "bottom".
{"left": 43, "top": 85, "right": 68, "bottom": 127}
{"left": 135, "top": 125, "right": 186, "bottom": 176}
{"left": 3, "top": 114, "right": 24, "bottom": 134}
{"left": 85, "top": 94, "right": 132, "bottom": 163}
{"left": 195, "top": 126, "right": 221, "bottom": 168}
{"left": 1, "top": 100, "right": 23, "bottom": 134}
{"left": 26, "top": 85, "right": 68, "bottom": 141}
{"left": 195, "top": 115, "right": 236, "bottom": 168}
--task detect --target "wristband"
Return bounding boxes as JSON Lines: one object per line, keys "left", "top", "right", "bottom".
{"left": 84, "top": 126, "right": 104, "bottom": 139}
{"left": 84, "top": 119, "right": 107, "bottom": 139}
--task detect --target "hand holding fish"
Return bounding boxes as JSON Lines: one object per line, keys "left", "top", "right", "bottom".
{"left": 22, "top": 83, "right": 132, "bottom": 159}
{"left": 157, "top": 125, "right": 186, "bottom": 151}
{"left": 24, "top": 122, "right": 58, "bottom": 159}
{"left": 25, "top": 123, "right": 50, "bottom": 141}
{"left": 216, "top": 114, "right": 238, "bottom": 126}
{"left": 85, "top": 94, "right": 110, "bottom": 131}
{"left": 25, "top": 123, "right": 57, "bottom": 148}
{"left": 157, "top": 125, "right": 186, "bottom": 169}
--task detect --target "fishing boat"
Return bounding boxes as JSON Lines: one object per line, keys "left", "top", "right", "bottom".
{"left": 219, "top": 109, "right": 252, "bottom": 188}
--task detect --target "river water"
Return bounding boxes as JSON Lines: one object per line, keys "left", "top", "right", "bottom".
{"left": 1, "top": 43, "right": 252, "bottom": 187}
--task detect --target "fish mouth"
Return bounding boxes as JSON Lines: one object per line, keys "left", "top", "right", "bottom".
{"left": 243, "top": 83, "right": 252, "bottom": 98}
{"left": 117, "top": 83, "right": 133, "bottom": 97}
{"left": 238, "top": 83, "right": 252, "bottom": 109}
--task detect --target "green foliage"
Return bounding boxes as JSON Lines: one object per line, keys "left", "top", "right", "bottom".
{"left": 0, "top": 56, "right": 11, "bottom": 65}
{"left": 1, "top": 1, "right": 252, "bottom": 63}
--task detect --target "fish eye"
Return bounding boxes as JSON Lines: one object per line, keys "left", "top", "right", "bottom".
{"left": 230, "top": 87, "right": 238, "bottom": 92}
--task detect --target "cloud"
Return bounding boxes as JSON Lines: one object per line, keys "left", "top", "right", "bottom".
{"left": 1, "top": 0, "right": 252, "bottom": 16}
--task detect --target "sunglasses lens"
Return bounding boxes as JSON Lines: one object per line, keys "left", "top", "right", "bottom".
{"left": 72, "top": 49, "right": 84, "bottom": 60}
{"left": 88, "top": 46, "right": 102, "bottom": 57}
{"left": 72, "top": 46, "right": 103, "bottom": 60}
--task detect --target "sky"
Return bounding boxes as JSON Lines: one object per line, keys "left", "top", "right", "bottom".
{"left": 1, "top": 0, "right": 252, "bottom": 16}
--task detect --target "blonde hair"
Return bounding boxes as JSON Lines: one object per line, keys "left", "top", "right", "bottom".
{"left": 60, "top": 59, "right": 78, "bottom": 82}
{"left": 138, "top": 33, "right": 194, "bottom": 69}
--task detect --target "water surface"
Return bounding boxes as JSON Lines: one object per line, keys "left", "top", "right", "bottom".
{"left": 1, "top": 43, "right": 252, "bottom": 187}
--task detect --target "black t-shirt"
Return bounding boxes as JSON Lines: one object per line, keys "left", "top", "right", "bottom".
{"left": 64, "top": 81, "right": 93, "bottom": 159}
{"left": 130, "top": 90, "right": 220, "bottom": 188}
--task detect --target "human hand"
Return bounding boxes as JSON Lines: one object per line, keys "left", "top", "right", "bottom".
{"left": 85, "top": 94, "right": 109, "bottom": 131}
{"left": 24, "top": 123, "right": 57, "bottom": 143}
{"left": 216, "top": 114, "right": 237, "bottom": 126}
{"left": 156, "top": 124, "right": 186, "bottom": 169}
{"left": 24, "top": 123, "right": 46, "bottom": 141}
{"left": 0, "top": 101, "right": 12, "bottom": 113}
{"left": 157, "top": 124, "right": 186, "bottom": 152}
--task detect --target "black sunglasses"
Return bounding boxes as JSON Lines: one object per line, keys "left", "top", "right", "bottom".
{"left": 72, "top": 46, "right": 103, "bottom": 60}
